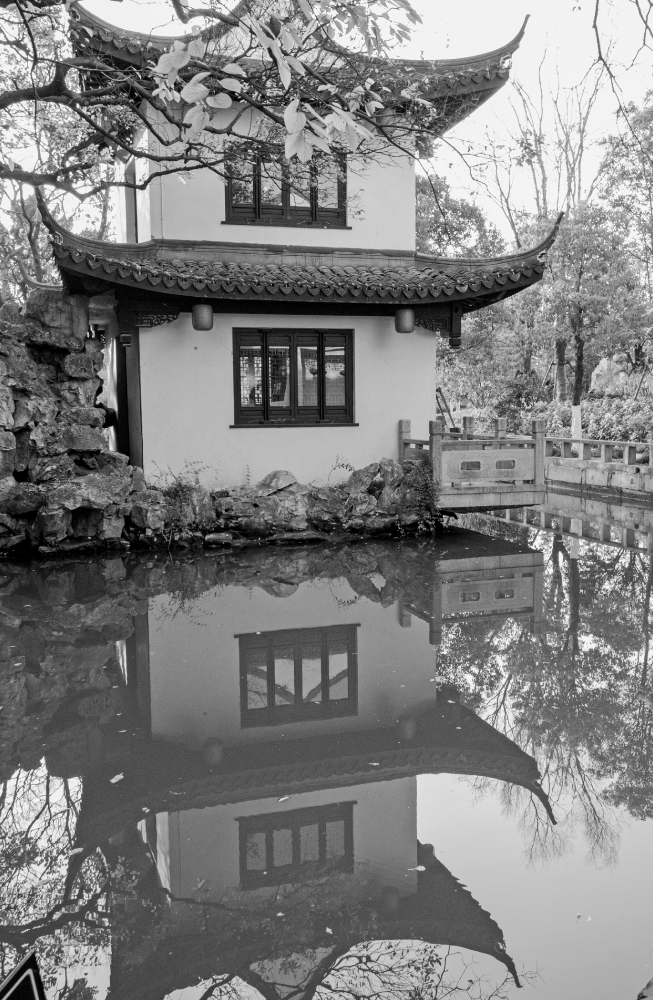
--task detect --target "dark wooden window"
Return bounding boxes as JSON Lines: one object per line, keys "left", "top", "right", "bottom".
{"left": 238, "top": 625, "right": 358, "bottom": 727}
{"left": 226, "top": 155, "right": 347, "bottom": 227}
{"left": 233, "top": 329, "right": 354, "bottom": 426}
{"left": 239, "top": 802, "right": 354, "bottom": 888}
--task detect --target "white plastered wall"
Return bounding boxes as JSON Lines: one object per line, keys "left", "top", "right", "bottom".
{"left": 147, "top": 574, "right": 437, "bottom": 750}
{"left": 139, "top": 312, "right": 438, "bottom": 487}
{"left": 137, "top": 106, "right": 416, "bottom": 251}
{"left": 153, "top": 778, "right": 418, "bottom": 903}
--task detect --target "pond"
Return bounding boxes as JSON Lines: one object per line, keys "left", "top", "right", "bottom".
{"left": 1, "top": 496, "right": 652, "bottom": 1000}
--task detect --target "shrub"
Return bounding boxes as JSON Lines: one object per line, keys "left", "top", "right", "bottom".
{"left": 516, "top": 397, "right": 653, "bottom": 442}
{"left": 150, "top": 462, "right": 222, "bottom": 537}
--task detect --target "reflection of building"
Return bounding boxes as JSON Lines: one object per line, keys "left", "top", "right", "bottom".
{"left": 69, "top": 534, "right": 552, "bottom": 1000}
{"left": 88, "top": 688, "right": 539, "bottom": 1000}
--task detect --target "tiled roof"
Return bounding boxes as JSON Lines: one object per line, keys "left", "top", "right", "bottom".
{"left": 69, "top": 4, "right": 526, "bottom": 84}
{"left": 68, "top": 5, "right": 527, "bottom": 136}
{"left": 42, "top": 203, "right": 562, "bottom": 311}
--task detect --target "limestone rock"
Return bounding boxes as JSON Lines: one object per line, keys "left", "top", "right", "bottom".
{"left": 0, "top": 431, "right": 16, "bottom": 478}
{"left": 56, "top": 379, "right": 99, "bottom": 408}
{"left": 70, "top": 507, "right": 103, "bottom": 538}
{"left": 131, "top": 467, "right": 147, "bottom": 492}
{"left": 12, "top": 393, "right": 58, "bottom": 430}
{"left": 58, "top": 406, "right": 104, "bottom": 428}
{"left": 129, "top": 490, "right": 166, "bottom": 531}
{"left": 239, "top": 514, "right": 271, "bottom": 537}
{"left": 63, "top": 353, "right": 101, "bottom": 380}
{"left": 256, "top": 470, "right": 297, "bottom": 495}
{"left": 25, "top": 289, "right": 88, "bottom": 349}
{"left": 0, "top": 384, "right": 14, "bottom": 430}
{"left": 29, "top": 453, "right": 77, "bottom": 483}
{"left": 100, "top": 511, "right": 125, "bottom": 541}
{"left": 0, "top": 480, "right": 45, "bottom": 516}
{"left": 345, "top": 463, "right": 379, "bottom": 495}
{"left": 61, "top": 425, "right": 105, "bottom": 452}
{"left": 0, "top": 532, "right": 26, "bottom": 551}
{"left": 204, "top": 532, "right": 233, "bottom": 546}
{"left": 36, "top": 506, "right": 72, "bottom": 545}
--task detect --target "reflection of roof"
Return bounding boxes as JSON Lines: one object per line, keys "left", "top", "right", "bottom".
{"left": 77, "top": 688, "right": 554, "bottom": 847}
{"left": 40, "top": 199, "right": 562, "bottom": 314}
{"left": 69, "top": 4, "right": 527, "bottom": 137}
{"left": 383, "top": 841, "right": 521, "bottom": 986}
{"left": 104, "top": 838, "right": 520, "bottom": 1000}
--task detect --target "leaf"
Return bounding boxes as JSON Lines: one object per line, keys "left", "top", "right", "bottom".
{"left": 286, "top": 55, "right": 306, "bottom": 75}
{"left": 207, "top": 93, "right": 232, "bottom": 109}
{"left": 183, "top": 105, "right": 209, "bottom": 135}
{"left": 274, "top": 52, "right": 292, "bottom": 90}
{"left": 180, "top": 71, "right": 211, "bottom": 103}
{"left": 222, "top": 62, "right": 246, "bottom": 76}
{"left": 285, "top": 129, "right": 313, "bottom": 162}
{"left": 306, "top": 130, "right": 331, "bottom": 154}
{"left": 297, "top": 0, "right": 313, "bottom": 18}
{"left": 284, "top": 22, "right": 303, "bottom": 46}
{"left": 284, "top": 98, "right": 306, "bottom": 133}
{"left": 220, "top": 78, "right": 243, "bottom": 93}
{"left": 187, "top": 37, "right": 206, "bottom": 59}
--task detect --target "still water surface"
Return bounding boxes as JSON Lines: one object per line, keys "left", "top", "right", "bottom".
{"left": 1, "top": 504, "right": 652, "bottom": 1000}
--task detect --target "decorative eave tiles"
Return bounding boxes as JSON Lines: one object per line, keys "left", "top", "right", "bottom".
{"left": 46, "top": 211, "right": 563, "bottom": 311}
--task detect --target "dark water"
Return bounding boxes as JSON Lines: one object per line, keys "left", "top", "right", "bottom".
{"left": 1, "top": 497, "right": 653, "bottom": 1000}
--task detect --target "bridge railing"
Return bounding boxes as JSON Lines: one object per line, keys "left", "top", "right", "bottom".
{"left": 545, "top": 435, "right": 652, "bottom": 467}
{"left": 399, "top": 417, "right": 545, "bottom": 492}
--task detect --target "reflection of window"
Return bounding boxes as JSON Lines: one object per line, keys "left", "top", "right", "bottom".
{"left": 226, "top": 155, "right": 346, "bottom": 227}
{"left": 239, "top": 802, "right": 354, "bottom": 888}
{"left": 238, "top": 625, "right": 358, "bottom": 727}
{"left": 233, "top": 329, "right": 353, "bottom": 426}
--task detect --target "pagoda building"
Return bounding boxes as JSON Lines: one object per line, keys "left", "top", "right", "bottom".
{"left": 43, "top": 7, "right": 560, "bottom": 487}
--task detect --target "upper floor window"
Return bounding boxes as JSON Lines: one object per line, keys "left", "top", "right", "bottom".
{"left": 226, "top": 155, "right": 347, "bottom": 228}
{"left": 238, "top": 624, "right": 358, "bottom": 727}
{"left": 239, "top": 802, "right": 354, "bottom": 888}
{"left": 233, "top": 328, "right": 354, "bottom": 426}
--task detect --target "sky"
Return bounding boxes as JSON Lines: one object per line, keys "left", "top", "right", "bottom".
{"left": 83, "top": 0, "right": 653, "bottom": 232}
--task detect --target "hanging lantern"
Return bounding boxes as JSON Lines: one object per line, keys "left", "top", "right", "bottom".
{"left": 192, "top": 303, "right": 214, "bottom": 331}
{"left": 394, "top": 308, "right": 415, "bottom": 333}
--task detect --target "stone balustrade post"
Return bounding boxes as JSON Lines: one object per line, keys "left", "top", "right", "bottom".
{"left": 429, "top": 419, "right": 444, "bottom": 488}
{"left": 531, "top": 418, "right": 545, "bottom": 487}
{"left": 624, "top": 444, "right": 637, "bottom": 466}
{"left": 398, "top": 419, "right": 411, "bottom": 463}
{"left": 462, "top": 416, "right": 474, "bottom": 440}
{"left": 494, "top": 417, "right": 507, "bottom": 439}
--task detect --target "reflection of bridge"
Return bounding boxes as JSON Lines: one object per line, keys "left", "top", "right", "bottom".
{"left": 480, "top": 489, "right": 653, "bottom": 554}
{"left": 399, "top": 547, "right": 544, "bottom": 642}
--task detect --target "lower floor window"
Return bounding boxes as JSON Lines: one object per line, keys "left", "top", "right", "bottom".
{"left": 239, "top": 802, "right": 354, "bottom": 888}
{"left": 234, "top": 328, "right": 354, "bottom": 424}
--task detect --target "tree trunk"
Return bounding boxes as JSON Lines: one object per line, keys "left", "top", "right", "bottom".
{"left": 571, "top": 332, "right": 584, "bottom": 406}
{"left": 555, "top": 338, "right": 568, "bottom": 401}
{"left": 522, "top": 343, "right": 533, "bottom": 374}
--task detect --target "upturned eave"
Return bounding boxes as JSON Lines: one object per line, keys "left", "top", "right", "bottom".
{"left": 39, "top": 196, "right": 562, "bottom": 315}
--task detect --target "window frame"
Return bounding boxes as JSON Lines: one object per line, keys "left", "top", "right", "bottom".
{"left": 232, "top": 328, "right": 355, "bottom": 427}
{"left": 225, "top": 154, "right": 348, "bottom": 228}
{"left": 238, "top": 802, "right": 355, "bottom": 889}
{"left": 237, "top": 624, "right": 359, "bottom": 728}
